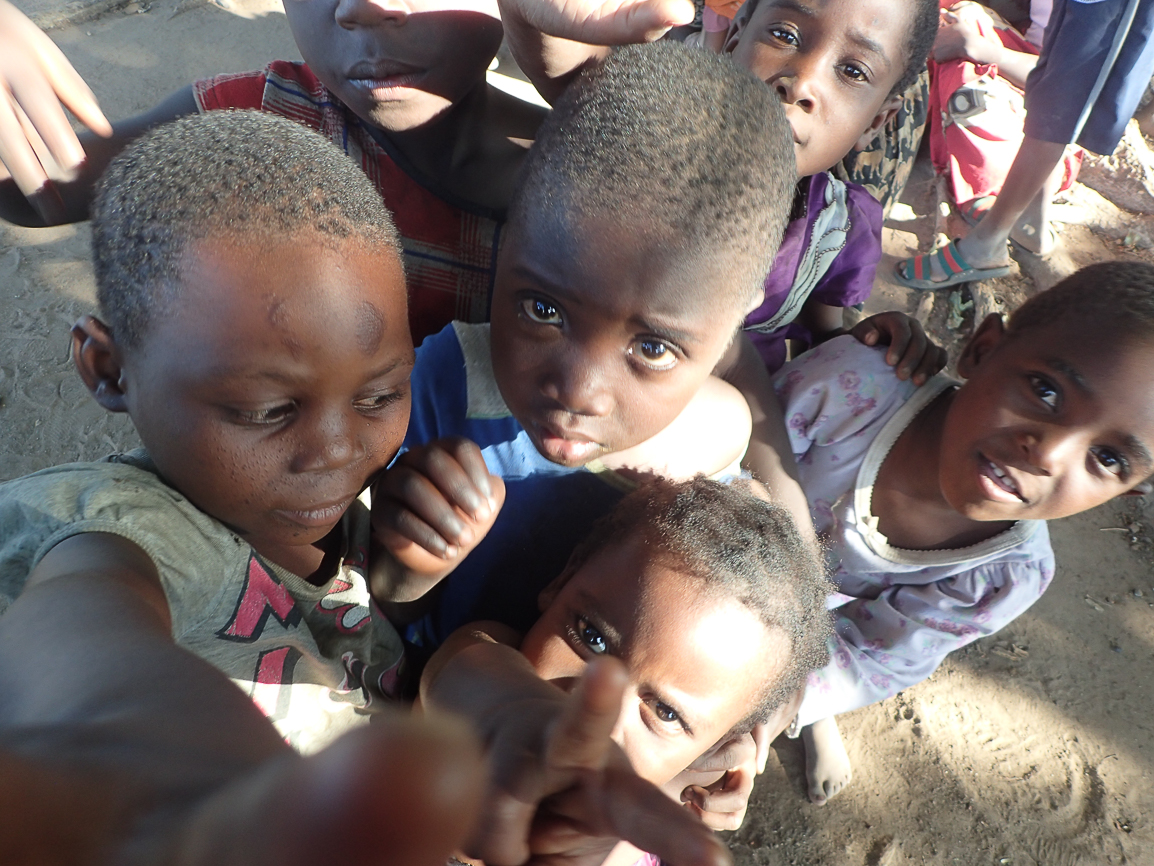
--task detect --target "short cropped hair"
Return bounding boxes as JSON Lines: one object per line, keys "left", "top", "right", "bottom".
{"left": 91, "top": 110, "right": 402, "bottom": 349}
{"left": 509, "top": 42, "right": 795, "bottom": 313}
{"left": 564, "top": 475, "right": 833, "bottom": 727}
{"left": 739, "top": 0, "right": 938, "bottom": 96}
{"left": 1009, "top": 261, "right": 1154, "bottom": 339}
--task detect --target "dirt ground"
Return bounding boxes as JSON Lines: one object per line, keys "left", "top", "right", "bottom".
{"left": 0, "top": 2, "right": 1152, "bottom": 864}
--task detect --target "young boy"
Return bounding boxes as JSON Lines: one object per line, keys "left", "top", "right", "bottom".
{"left": 421, "top": 476, "right": 834, "bottom": 866}
{"left": 0, "top": 0, "right": 545, "bottom": 342}
{"left": 495, "top": 0, "right": 943, "bottom": 375}
{"left": 0, "top": 110, "right": 729, "bottom": 866}
{"left": 371, "top": 43, "right": 798, "bottom": 651}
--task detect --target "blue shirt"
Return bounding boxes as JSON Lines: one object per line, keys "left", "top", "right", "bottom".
{"left": 404, "top": 323, "right": 628, "bottom": 648}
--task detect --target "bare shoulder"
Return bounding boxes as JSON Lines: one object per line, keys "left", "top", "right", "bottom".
{"left": 600, "top": 376, "right": 752, "bottom": 479}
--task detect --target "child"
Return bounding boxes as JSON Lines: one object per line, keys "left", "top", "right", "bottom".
{"left": 0, "top": 0, "right": 546, "bottom": 343}
{"left": 371, "top": 43, "right": 798, "bottom": 652}
{"left": 774, "top": 260, "right": 1154, "bottom": 804}
{"left": 496, "top": 0, "right": 943, "bottom": 374}
{"left": 895, "top": 0, "right": 1154, "bottom": 288}
{"left": 420, "top": 476, "right": 834, "bottom": 866}
{"left": 0, "top": 110, "right": 726, "bottom": 866}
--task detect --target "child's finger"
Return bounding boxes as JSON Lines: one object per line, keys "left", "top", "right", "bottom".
{"left": 545, "top": 657, "right": 627, "bottom": 772}
{"left": 380, "top": 466, "right": 474, "bottom": 548}
{"left": 400, "top": 440, "right": 493, "bottom": 521}
{"left": 547, "top": 770, "right": 732, "bottom": 866}
{"left": 0, "top": 90, "right": 54, "bottom": 206}
{"left": 910, "top": 343, "right": 949, "bottom": 386}
{"left": 440, "top": 436, "right": 498, "bottom": 506}
{"left": 378, "top": 503, "right": 460, "bottom": 559}
{"left": 892, "top": 327, "right": 928, "bottom": 380}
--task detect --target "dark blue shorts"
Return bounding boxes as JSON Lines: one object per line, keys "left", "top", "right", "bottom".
{"left": 1024, "top": 0, "right": 1154, "bottom": 154}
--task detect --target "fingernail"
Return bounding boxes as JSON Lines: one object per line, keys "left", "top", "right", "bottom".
{"left": 457, "top": 526, "right": 474, "bottom": 546}
{"left": 443, "top": 544, "right": 459, "bottom": 559}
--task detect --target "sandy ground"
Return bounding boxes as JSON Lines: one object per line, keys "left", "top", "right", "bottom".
{"left": 1, "top": 3, "right": 1152, "bottom": 863}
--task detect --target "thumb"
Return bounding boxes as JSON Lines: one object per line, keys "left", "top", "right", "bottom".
{"left": 545, "top": 657, "right": 628, "bottom": 772}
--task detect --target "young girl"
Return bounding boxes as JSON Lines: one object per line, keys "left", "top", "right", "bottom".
{"left": 494, "top": 0, "right": 942, "bottom": 374}
{"left": 420, "top": 476, "right": 834, "bottom": 865}
{"left": 775, "top": 261, "right": 1154, "bottom": 804}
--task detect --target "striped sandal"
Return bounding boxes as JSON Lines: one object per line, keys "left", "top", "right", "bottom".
{"left": 893, "top": 239, "right": 1012, "bottom": 291}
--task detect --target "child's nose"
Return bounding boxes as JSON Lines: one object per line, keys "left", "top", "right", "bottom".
{"left": 335, "top": 0, "right": 410, "bottom": 28}
{"left": 771, "top": 63, "right": 817, "bottom": 112}
{"left": 541, "top": 358, "right": 614, "bottom": 417}
{"left": 293, "top": 408, "right": 364, "bottom": 473}
{"left": 1016, "top": 427, "right": 1072, "bottom": 476}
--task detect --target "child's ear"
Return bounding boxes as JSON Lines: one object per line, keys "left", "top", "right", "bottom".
{"left": 722, "top": 13, "right": 746, "bottom": 55}
{"left": 853, "top": 94, "right": 903, "bottom": 152}
{"left": 955, "top": 312, "right": 1006, "bottom": 379}
{"left": 71, "top": 315, "right": 129, "bottom": 413}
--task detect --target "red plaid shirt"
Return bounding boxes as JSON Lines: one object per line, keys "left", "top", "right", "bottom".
{"left": 194, "top": 61, "right": 504, "bottom": 343}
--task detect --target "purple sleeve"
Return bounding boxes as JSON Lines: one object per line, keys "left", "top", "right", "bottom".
{"left": 806, "top": 183, "right": 882, "bottom": 310}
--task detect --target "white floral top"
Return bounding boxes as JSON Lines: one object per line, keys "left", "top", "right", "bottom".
{"left": 774, "top": 336, "right": 1055, "bottom": 727}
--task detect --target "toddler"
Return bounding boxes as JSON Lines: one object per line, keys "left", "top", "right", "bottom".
{"left": 371, "top": 42, "right": 798, "bottom": 651}
{"left": 775, "top": 261, "right": 1154, "bottom": 803}
{"left": 496, "top": 0, "right": 942, "bottom": 374}
{"left": 0, "top": 0, "right": 545, "bottom": 343}
{"left": 421, "top": 476, "right": 834, "bottom": 866}
{"left": 0, "top": 110, "right": 722, "bottom": 866}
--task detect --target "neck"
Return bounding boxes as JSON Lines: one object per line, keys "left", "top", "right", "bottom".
{"left": 873, "top": 388, "right": 1011, "bottom": 550}
{"left": 382, "top": 81, "right": 492, "bottom": 184}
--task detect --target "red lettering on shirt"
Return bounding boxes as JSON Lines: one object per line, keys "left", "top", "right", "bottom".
{"left": 218, "top": 555, "right": 302, "bottom": 641}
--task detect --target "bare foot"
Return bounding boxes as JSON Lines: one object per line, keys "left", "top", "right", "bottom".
{"left": 801, "top": 717, "right": 851, "bottom": 805}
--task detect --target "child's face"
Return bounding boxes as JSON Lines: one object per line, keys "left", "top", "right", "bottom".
{"left": 489, "top": 214, "right": 744, "bottom": 466}
{"left": 940, "top": 316, "right": 1154, "bottom": 522}
{"left": 521, "top": 537, "right": 781, "bottom": 785}
{"left": 281, "top": 0, "right": 503, "bottom": 133}
{"left": 113, "top": 233, "right": 413, "bottom": 571}
{"left": 728, "top": 0, "right": 909, "bottom": 177}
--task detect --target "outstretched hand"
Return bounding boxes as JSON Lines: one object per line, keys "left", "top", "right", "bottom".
{"left": 499, "top": 0, "right": 695, "bottom": 45}
{"left": 850, "top": 311, "right": 947, "bottom": 385}
{"left": 0, "top": 0, "right": 111, "bottom": 222}
{"left": 371, "top": 437, "right": 505, "bottom": 603}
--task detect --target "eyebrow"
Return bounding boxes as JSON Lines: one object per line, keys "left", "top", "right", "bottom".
{"left": 209, "top": 354, "right": 414, "bottom": 385}
{"left": 767, "top": 0, "right": 889, "bottom": 63}
{"left": 574, "top": 591, "right": 624, "bottom": 648}
{"left": 1045, "top": 358, "right": 1154, "bottom": 472}
{"left": 1045, "top": 358, "right": 1090, "bottom": 394}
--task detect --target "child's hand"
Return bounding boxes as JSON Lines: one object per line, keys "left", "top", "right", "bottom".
{"left": 499, "top": 0, "right": 694, "bottom": 44}
{"left": 0, "top": 0, "right": 111, "bottom": 221}
{"left": 371, "top": 437, "right": 505, "bottom": 603}
{"left": 669, "top": 732, "right": 758, "bottom": 831}
{"left": 932, "top": 10, "right": 1000, "bottom": 66}
{"left": 850, "top": 312, "right": 947, "bottom": 385}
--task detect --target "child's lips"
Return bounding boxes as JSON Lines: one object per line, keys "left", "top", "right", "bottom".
{"left": 347, "top": 63, "right": 426, "bottom": 96}
{"left": 533, "top": 424, "right": 604, "bottom": 466}
{"left": 977, "top": 454, "right": 1026, "bottom": 504}
{"left": 275, "top": 496, "right": 356, "bottom": 528}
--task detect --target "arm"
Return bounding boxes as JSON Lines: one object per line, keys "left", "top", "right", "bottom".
{"left": 497, "top": 0, "right": 694, "bottom": 104}
{"left": 421, "top": 636, "right": 730, "bottom": 866}
{"left": 932, "top": 12, "right": 1038, "bottom": 89}
{"left": 713, "top": 334, "right": 812, "bottom": 533}
{"left": 599, "top": 374, "right": 752, "bottom": 480}
{"left": 794, "top": 555, "right": 1054, "bottom": 728}
{"left": 0, "top": 532, "right": 486, "bottom": 866}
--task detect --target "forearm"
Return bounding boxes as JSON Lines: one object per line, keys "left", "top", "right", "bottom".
{"left": 986, "top": 44, "right": 1036, "bottom": 90}
{"left": 421, "top": 636, "right": 558, "bottom": 735}
{"left": 715, "top": 334, "right": 812, "bottom": 534}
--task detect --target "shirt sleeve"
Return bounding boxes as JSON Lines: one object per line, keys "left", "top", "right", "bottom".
{"left": 795, "top": 552, "right": 1056, "bottom": 727}
{"left": 773, "top": 336, "right": 916, "bottom": 461}
{"left": 805, "top": 183, "right": 882, "bottom": 310}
